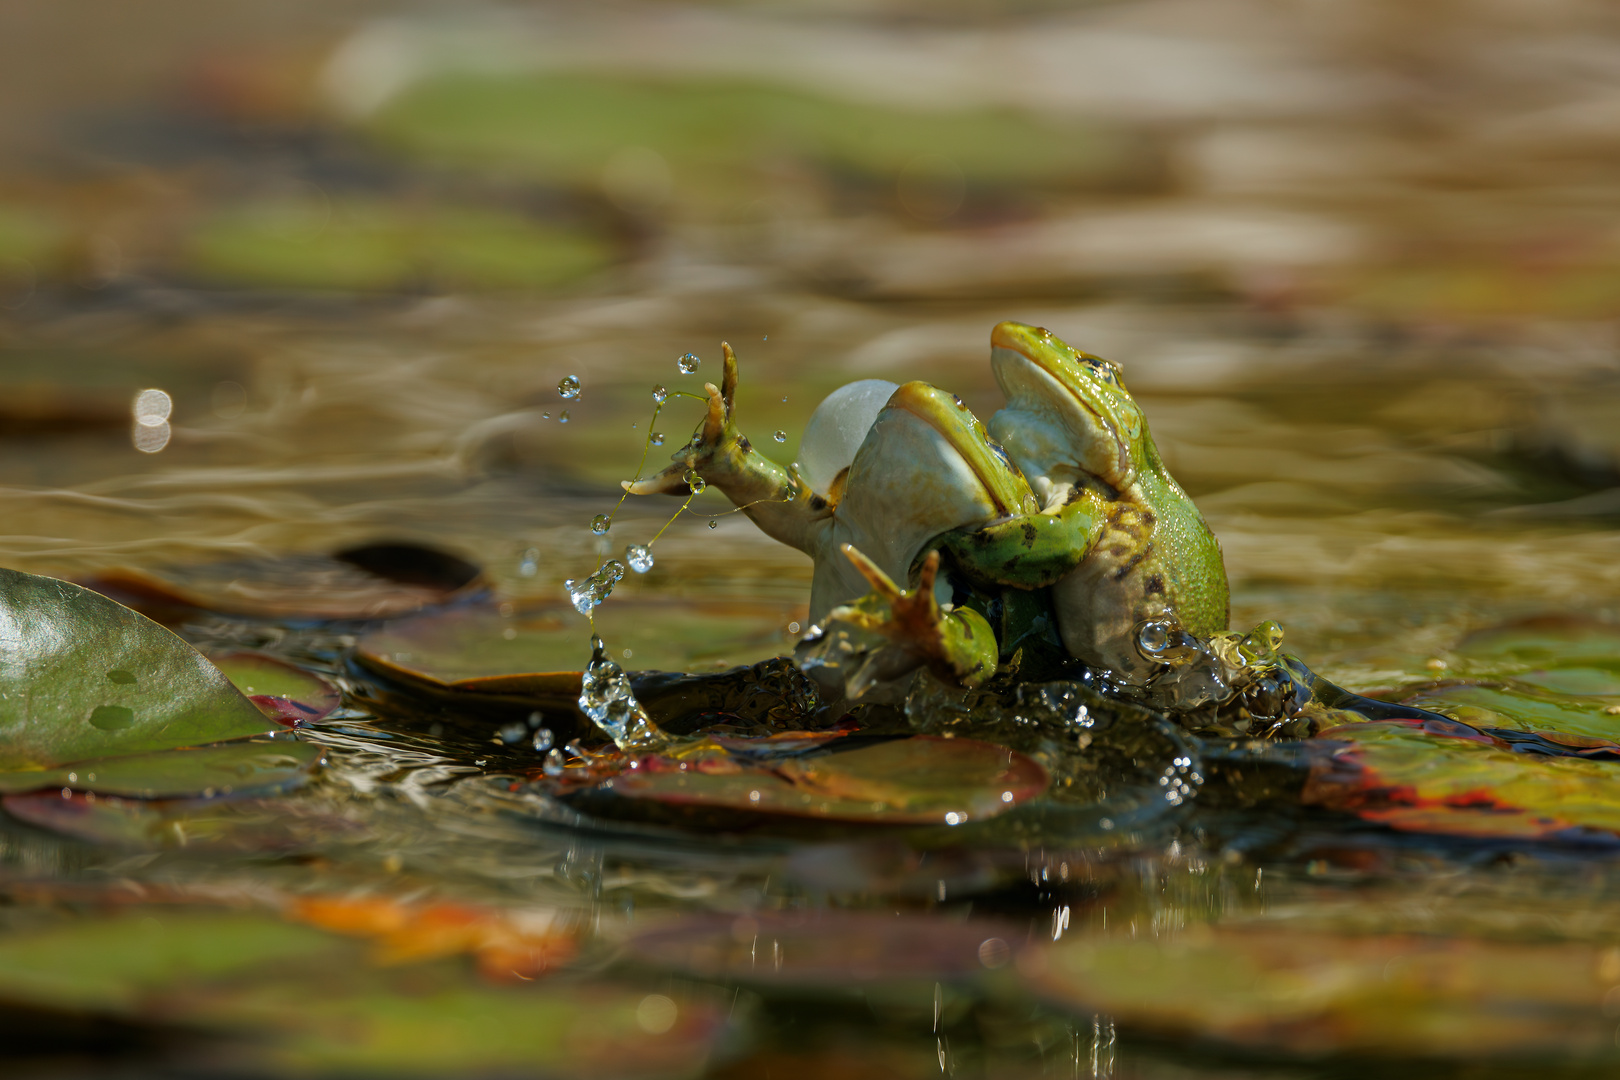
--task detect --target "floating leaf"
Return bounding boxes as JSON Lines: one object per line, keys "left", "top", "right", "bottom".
{"left": 356, "top": 598, "right": 799, "bottom": 688}
{"left": 0, "top": 567, "right": 272, "bottom": 770}
{"left": 1453, "top": 615, "right": 1620, "bottom": 672}
{"left": 212, "top": 653, "right": 340, "bottom": 725}
{"left": 1403, "top": 682, "right": 1620, "bottom": 742}
{"left": 184, "top": 198, "right": 615, "bottom": 292}
{"left": 0, "top": 739, "right": 321, "bottom": 798}
{"left": 0, "top": 909, "right": 726, "bottom": 1077}
{"left": 84, "top": 542, "right": 486, "bottom": 623}
{"left": 1306, "top": 720, "right": 1620, "bottom": 839}
{"left": 1, "top": 788, "right": 356, "bottom": 851}
{"left": 286, "top": 895, "right": 578, "bottom": 980}
{"left": 595, "top": 736, "right": 1046, "bottom": 825}
{"left": 1026, "top": 925, "right": 1620, "bottom": 1059}
{"left": 367, "top": 72, "right": 1150, "bottom": 211}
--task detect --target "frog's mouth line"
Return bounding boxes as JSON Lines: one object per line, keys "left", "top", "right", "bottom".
{"left": 888, "top": 390, "right": 1034, "bottom": 518}
{"left": 990, "top": 329, "right": 1132, "bottom": 488}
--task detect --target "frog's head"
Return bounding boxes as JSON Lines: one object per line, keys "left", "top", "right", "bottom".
{"left": 986, "top": 321, "right": 1149, "bottom": 505}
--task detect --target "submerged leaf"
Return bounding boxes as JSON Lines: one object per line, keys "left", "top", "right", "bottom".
{"left": 0, "top": 568, "right": 272, "bottom": 770}
{"left": 286, "top": 895, "right": 578, "bottom": 980}
{"left": 213, "top": 653, "right": 341, "bottom": 726}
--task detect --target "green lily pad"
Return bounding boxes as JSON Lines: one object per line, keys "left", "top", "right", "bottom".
{"left": 356, "top": 598, "right": 800, "bottom": 692}
{"left": 0, "top": 739, "right": 321, "bottom": 798}
{"left": 1403, "top": 682, "right": 1620, "bottom": 742}
{"left": 598, "top": 736, "right": 1047, "bottom": 826}
{"left": 0, "top": 568, "right": 273, "bottom": 770}
{"left": 184, "top": 198, "right": 614, "bottom": 293}
{"left": 1454, "top": 616, "right": 1620, "bottom": 671}
{"left": 213, "top": 653, "right": 340, "bottom": 725}
{"left": 1026, "top": 925, "right": 1620, "bottom": 1059}
{"left": 0, "top": 908, "right": 726, "bottom": 1077}
{"left": 367, "top": 72, "right": 1148, "bottom": 213}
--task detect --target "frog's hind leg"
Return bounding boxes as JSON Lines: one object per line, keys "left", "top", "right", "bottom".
{"left": 827, "top": 544, "right": 999, "bottom": 690}
{"left": 623, "top": 343, "right": 743, "bottom": 497}
{"left": 622, "top": 342, "right": 831, "bottom": 556}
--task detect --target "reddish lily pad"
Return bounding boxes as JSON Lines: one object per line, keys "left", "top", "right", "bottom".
{"left": 1306, "top": 719, "right": 1620, "bottom": 839}
{"left": 212, "top": 652, "right": 341, "bottom": 725}
{"left": 599, "top": 736, "right": 1047, "bottom": 825}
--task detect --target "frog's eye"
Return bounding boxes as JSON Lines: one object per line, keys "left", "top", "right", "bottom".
{"left": 1084, "top": 357, "right": 1125, "bottom": 389}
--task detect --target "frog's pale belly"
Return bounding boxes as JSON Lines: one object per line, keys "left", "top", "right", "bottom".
{"left": 1049, "top": 505, "right": 1172, "bottom": 684}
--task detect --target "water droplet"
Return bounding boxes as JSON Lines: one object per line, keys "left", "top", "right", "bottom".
{"left": 781, "top": 396, "right": 788, "bottom": 403}
{"left": 543, "top": 748, "right": 567, "bottom": 776}
{"left": 579, "top": 635, "right": 666, "bottom": 750}
{"left": 563, "top": 559, "right": 626, "bottom": 615}
{"left": 532, "top": 727, "right": 554, "bottom": 752}
{"left": 542, "top": 411, "right": 551, "bottom": 420}
{"left": 652, "top": 385, "right": 668, "bottom": 404}
{"left": 650, "top": 431, "right": 664, "bottom": 446}
{"left": 773, "top": 430, "right": 787, "bottom": 443}
{"left": 708, "top": 519, "right": 718, "bottom": 530}
{"left": 498, "top": 721, "right": 528, "bottom": 744}
{"left": 591, "top": 514, "right": 611, "bottom": 535}
{"left": 559, "top": 410, "right": 570, "bottom": 423}
{"left": 132, "top": 388, "right": 172, "bottom": 426}
{"left": 626, "top": 544, "right": 654, "bottom": 573}
{"left": 677, "top": 352, "right": 700, "bottom": 374}
{"left": 557, "top": 375, "right": 581, "bottom": 400}
{"left": 683, "top": 469, "right": 707, "bottom": 493}
{"left": 518, "top": 547, "right": 539, "bottom": 577}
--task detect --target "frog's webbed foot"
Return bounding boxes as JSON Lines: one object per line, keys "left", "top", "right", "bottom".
{"left": 622, "top": 343, "right": 742, "bottom": 497}
{"left": 826, "top": 544, "right": 998, "bottom": 691}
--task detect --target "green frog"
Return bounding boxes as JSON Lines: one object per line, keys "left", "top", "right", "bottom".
{"left": 625, "top": 322, "right": 1228, "bottom": 693}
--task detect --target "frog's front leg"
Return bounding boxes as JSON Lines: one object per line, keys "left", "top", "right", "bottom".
{"left": 623, "top": 342, "right": 830, "bottom": 555}
{"left": 826, "top": 544, "right": 999, "bottom": 690}
{"left": 935, "top": 489, "right": 1108, "bottom": 590}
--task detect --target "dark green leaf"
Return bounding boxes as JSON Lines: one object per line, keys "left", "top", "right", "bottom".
{"left": 0, "top": 568, "right": 272, "bottom": 770}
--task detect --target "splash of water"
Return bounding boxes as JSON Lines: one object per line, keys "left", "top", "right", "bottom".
{"left": 564, "top": 559, "right": 625, "bottom": 615}
{"left": 579, "top": 635, "right": 667, "bottom": 750}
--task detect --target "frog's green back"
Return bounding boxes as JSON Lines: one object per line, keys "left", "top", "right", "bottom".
{"left": 1138, "top": 439, "right": 1229, "bottom": 637}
